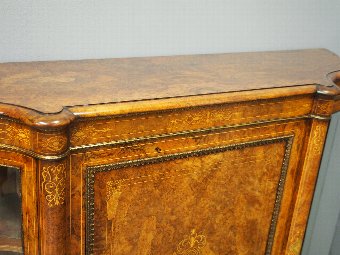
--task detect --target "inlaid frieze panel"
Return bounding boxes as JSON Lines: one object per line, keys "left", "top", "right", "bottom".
{"left": 36, "top": 132, "right": 68, "bottom": 156}
{"left": 0, "top": 119, "right": 31, "bottom": 149}
{"left": 0, "top": 118, "right": 68, "bottom": 159}
{"left": 71, "top": 96, "right": 312, "bottom": 147}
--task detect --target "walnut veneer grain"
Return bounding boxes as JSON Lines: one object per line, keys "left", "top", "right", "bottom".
{"left": 0, "top": 49, "right": 339, "bottom": 115}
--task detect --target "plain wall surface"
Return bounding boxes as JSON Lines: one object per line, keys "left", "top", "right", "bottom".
{"left": 1, "top": 1, "right": 340, "bottom": 254}
{"left": 0, "top": 0, "right": 340, "bottom": 62}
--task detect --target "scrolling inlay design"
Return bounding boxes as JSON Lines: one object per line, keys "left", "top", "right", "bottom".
{"left": 312, "top": 125, "right": 323, "bottom": 154}
{"left": 173, "top": 229, "right": 207, "bottom": 255}
{"left": 0, "top": 123, "right": 31, "bottom": 147}
{"left": 39, "top": 135, "right": 67, "bottom": 152}
{"left": 72, "top": 124, "right": 112, "bottom": 144}
{"left": 41, "top": 163, "right": 66, "bottom": 207}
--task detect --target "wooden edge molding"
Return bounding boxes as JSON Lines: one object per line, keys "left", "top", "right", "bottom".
{"left": 315, "top": 91, "right": 340, "bottom": 116}
{"left": 320, "top": 70, "right": 340, "bottom": 114}
{"left": 0, "top": 85, "right": 317, "bottom": 127}
{"left": 0, "top": 83, "right": 338, "bottom": 128}
{"left": 316, "top": 84, "right": 340, "bottom": 99}
{"left": 0, "top": 104, "right": 75, "bottom": 129}
{"left": 0, "top": 84, "right": 336, "bottom": 127}
{"left": 68, "top": 86, "right": 317, "bottom": 118}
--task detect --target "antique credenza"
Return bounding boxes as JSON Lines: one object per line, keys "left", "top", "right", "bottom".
{"left": 0, "top": 49, "right": 340, "bottom": 255}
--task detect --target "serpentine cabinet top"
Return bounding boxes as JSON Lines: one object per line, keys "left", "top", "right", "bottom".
{"left": 0, "top": 48, "right": 339, "bottom": 129}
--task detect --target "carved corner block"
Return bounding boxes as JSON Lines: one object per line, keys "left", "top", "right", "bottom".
{"left": 311, "top": 97, "right": 335, "bottom": 119}
{"left": 313, "top": 83, "right": 340, "bottom": 117}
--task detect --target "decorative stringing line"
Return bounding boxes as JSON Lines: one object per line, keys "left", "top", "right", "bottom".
{"left": 73, "top": 116, "right": 304, "bottom": 152}
{"left": 89, "top": 136, "right": 293, "bottom": 172}
{"left": 85, "top": 135, "right": 294, "bottom": 255}
{"left": 106, "top": 157, "right": 262, "bottom": 201}
{"left": 106, "top": 154, "right": 259, "bottom": 187}
{"left": 93, "top": 121, "right": 288, "bottom": 152}
{"left": 0, "top": 143, "right": 69, "bottom": 160}
{"left": 84, "top": 125, "right": 293, "bottom": 165}
{"left": 74, "top": 101, "right": 298, "bottom": 135}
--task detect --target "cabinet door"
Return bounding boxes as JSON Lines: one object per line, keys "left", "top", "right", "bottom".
{"left": 0, "top": 151, "right": 38, "bottom": 255}
{"left": 0, "top": 165, "right": 23, "bottom": 254}
{"left": 81, "top": 119, "right": 312, "bottom": 255}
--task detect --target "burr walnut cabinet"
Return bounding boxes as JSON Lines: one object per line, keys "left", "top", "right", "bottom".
{"left": 0, "top": 49, "right": 340, "bottom": 255}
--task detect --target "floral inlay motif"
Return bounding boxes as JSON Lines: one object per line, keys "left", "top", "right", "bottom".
{"left": 41, "top": 164, "right": 66, "bottom": 207}
{"left": 173, "top": 229, "right": 207, "bottom": 255}
{"left": 39, "top": 135, "right": 67, "bottom": 152}
{"left": 0, "top": 124, "right": 31, "bottom": 147}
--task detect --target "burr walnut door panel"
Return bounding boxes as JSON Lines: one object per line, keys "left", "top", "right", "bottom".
{"left": 85, "top": 130, "right": 298, "bottom": 255}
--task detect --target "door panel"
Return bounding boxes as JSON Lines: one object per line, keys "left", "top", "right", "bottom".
{"left": 86, "top": 137, "right": 292, "bottom": 255}
{"left": 0, "top": 150, "right": 38, "bottom": 255}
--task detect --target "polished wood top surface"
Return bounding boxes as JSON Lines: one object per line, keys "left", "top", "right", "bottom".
{"left": 0, "top": 49, "right": 339, "bottom": 114}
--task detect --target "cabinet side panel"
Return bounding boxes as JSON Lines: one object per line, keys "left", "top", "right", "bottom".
{"left": 302, "top": 112, "right": 340, "bottom": 254}
{"left": 283, "top": 119, "right": 329, "bottom": 255}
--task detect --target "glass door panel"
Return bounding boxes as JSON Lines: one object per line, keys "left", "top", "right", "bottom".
{"left": 0, "top": 166, "right": 23, "bottom": 255}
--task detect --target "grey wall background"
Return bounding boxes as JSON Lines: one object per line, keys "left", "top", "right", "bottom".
{"left": 1, "top": 0, "right": 340, "bottom": 254}
{"left": 0, "top": 0, "right": 340, "bottom": 62}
